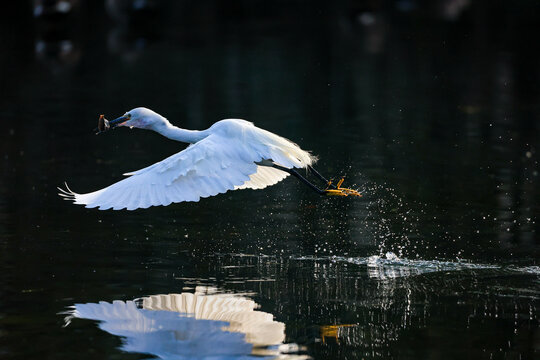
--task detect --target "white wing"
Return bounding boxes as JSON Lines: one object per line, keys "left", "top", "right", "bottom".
{"left": 235, "top": 165, "right": 289, "bottom": 190}
{"left": 60, "top": 120, "right": 315, "bottom": 210}
{"left": 66, "top": 289, "right": 285, "bottom": 353}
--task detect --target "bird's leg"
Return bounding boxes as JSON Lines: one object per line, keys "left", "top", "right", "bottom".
{"left": 306, "top": 166, "right": 361, "bottom": 196}
{"left": 271, "top": 164, "right": 361, "bottom": 197}
{"left": 308, "top": 165, "right": 336, "bottom": 189}
{"left": 272, "top": 164, "right": 326, "bottom": 195}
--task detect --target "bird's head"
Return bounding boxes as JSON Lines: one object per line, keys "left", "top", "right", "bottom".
{"left": 107, "top": 107, "right": 168, "bottom": 130}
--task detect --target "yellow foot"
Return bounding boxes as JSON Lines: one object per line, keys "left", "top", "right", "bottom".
{"left": 324, "top": 177, "right": 362, "bottom": 197}
{"left": 325, "top": 189, "right": 349, "bottom": 196}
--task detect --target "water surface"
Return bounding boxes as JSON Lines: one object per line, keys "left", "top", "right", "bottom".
{"left": 0, "top": 1, "right": 538, "bottom": 359}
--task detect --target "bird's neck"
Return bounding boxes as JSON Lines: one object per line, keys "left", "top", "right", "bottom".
{"left": 157, "top": 122, "right": 208, "bottom": 143}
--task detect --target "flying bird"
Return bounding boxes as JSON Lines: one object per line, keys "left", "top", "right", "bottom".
{"left": 59, "top": 107, "right": 361, "bottom": 210}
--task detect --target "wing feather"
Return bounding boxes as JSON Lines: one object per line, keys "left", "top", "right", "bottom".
{"left": 235, "top": 166, "right": 289, "bottom": 190}
{"left": 61, "top": 120, "right": 315, "bottom": 210}
{"left": 62, "top": 134, "right": 258, "bottom": 210}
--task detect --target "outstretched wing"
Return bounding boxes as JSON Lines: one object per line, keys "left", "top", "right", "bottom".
{"left": 59, "top": 120, "right": 316, "bottom": 210}
{"left": 59, "top": 134, "right": 288, "bottom": 210}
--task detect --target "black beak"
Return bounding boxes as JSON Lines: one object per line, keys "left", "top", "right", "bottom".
{"left": 94, "top": 115, "right": 129, "bottom": 134}
{"left": 108, "top": 115, "right": 130, "bottom": 128}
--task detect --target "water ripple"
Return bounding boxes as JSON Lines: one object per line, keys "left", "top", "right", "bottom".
{"left": 292, "top": 252, "right": 539, "bottom": 280}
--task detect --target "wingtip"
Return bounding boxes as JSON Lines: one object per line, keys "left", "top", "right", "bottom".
{"left": 64, "top": 182, "right": 75, "bottom": 193}
{"left": 58, "top": 182, "right": 77, "bottom": 201}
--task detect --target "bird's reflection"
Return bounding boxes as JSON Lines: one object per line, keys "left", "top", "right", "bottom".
{"left": 65, "top": 287, "right": 306, "bottom": 359}
{"left": 319, "top": 325, "right": 355, "bottom": 344}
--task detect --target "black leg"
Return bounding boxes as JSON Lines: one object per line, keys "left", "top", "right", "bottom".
{"left": 272, "top": 164, "right": 326, "bottom": 195}
{"left": 308, "top": 165, "right": 337, "bottom": 189}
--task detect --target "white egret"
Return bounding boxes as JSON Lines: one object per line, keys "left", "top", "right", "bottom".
{"left": 59, "top": 107, "right": 361, "bottom": 210}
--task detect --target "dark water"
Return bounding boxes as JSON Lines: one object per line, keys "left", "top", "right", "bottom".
{"left": 1, "top": 1, "right": 539, "bottom": 359}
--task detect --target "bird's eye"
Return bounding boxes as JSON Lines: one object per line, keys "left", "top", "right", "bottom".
{"left": 126, "top": 113, "right": 131, "bottom": 119}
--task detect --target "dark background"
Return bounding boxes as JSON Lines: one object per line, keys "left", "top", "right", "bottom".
{"left": 0, "top": 1, "right": 538, "bottom": 359}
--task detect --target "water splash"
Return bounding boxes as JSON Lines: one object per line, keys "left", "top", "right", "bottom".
{"left": 356, "top": 181, "right": 424, "bottom": 258}
{"left": 361, "top": 252, "right": 498, "bottom": 279}
{"left": 292, "top": 252, "right": 536, "bottom": 280}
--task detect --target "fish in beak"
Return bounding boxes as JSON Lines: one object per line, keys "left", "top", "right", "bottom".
{"left": 94, "top": 114, "right": 130, "bottom": 134}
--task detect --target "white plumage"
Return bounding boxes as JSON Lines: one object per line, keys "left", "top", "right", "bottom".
{"left": 65, "top": 287, "right": 287, "bottom": 357}
{"left": 59, "top": 108, "right": 316, "bottom": 210}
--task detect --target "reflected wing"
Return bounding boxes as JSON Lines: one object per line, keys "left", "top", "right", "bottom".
{"left": 66, "top": 289, "right": 286, "bottom": 351}
{"left": 60, "top": 134, "right": 273, "bottom": 210}
{"left": 142, "top": 292, "right": 285, "bottom": 346}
